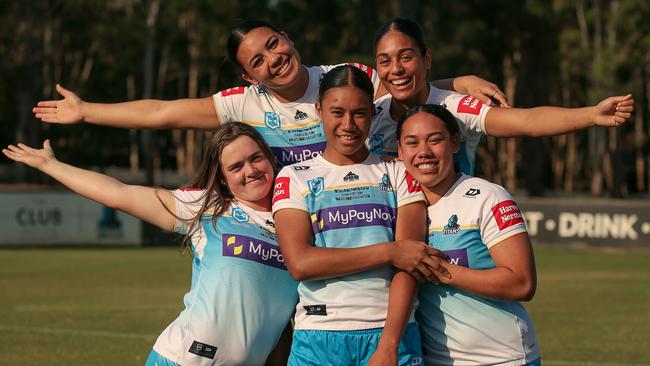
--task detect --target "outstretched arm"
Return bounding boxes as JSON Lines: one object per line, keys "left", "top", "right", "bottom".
{"left": 274, "top": 208, "right": 448, "bottom": 281}
{"left": 438, "top": 232, "right": 537, "bottom": 301}
{"left": 432, "top": 75, "right": 510, "bottom": 107}
{"left": 368, "top": 202, "right": 427, "bottom": 366}
{"left": 3, "top": 140, "right": 176, "bottom": 231}
{"left": 33, "top": 84, "right": 220, "bottom": 130}
{"left": 485, "top": 94, "right": 634, "bottom": 137}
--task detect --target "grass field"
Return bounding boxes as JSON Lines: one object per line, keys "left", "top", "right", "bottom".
{"left": 1, "top": 246, "right": 649, "bottom": 366}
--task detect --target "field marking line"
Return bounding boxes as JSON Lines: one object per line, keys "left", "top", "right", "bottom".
{"left": 0, "top": 325, "right": 156, "bottom": 340}
{"left": 546, "top": 360, "right": 650, "bottom": 366}
{"left": 14, "top": 303, "right": 180, "bottom": 312}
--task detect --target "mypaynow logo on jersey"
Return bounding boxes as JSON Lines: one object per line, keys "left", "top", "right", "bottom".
{"left": 311, "top": 204, "right": 396, "bottom": 233}
{"left": 271, "top": 142, "right": 326, "bottom": 166}
{"left": 222, "top": 234, "right": 286, "bottom": 270}
{"left": 443, "top": 248, "right": 469, "bottom": 267}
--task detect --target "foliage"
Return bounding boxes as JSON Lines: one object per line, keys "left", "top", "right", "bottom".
{"left": 1, "top": 0, "right": 648, "bottom": 196}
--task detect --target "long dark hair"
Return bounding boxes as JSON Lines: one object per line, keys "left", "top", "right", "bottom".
{"left": 318, "top": 64, "right": 375, "bottom": 104}
{"left": 374, "top": 17, "right": 428, "bottom": 56}
{"left": 227, "top": 19, "right": 282, "bottom": 70}
{"left": 175, "top": 122, "right": 276, "bottom": 250}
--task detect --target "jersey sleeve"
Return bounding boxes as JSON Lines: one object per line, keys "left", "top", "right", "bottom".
{"left": 211, "top": 86, "right": 248, "bottom": 125}
{"left": 171, "top": 188, "right": 207, "bottom": 234}
{"left": 479, "top": 185, "right": 527, "bottom": 248}
{"left": 346, "top": 62, "right": 381, "bottom": 94}
{"left": 442, "top": 92, "right": 492, "bottom": 136}
{"left": 272, "top": 166, "right": 308, "bottom": 213}
{"left": 391, "top": 161, "right": 426, "bottom": 207}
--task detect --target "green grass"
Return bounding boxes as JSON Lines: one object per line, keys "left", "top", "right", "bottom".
{"left": 1, "top": 246, "right": 649, "bottom": 365}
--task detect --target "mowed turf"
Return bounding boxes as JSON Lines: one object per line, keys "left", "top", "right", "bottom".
{"left": 1, "top": 246, "right": 649, "bottom": 366}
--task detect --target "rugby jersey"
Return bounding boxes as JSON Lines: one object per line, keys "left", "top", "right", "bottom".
{"left": 367, "top": 84, "right": 491, "bottom": 175}
{"left": 152, "top": 190, "right": 298, "bottom": 366}
{"left": 272, "top": 154, "right": 424, "bottom": 330}
{"left": 213, "top": 64, "right": 379, "bottom": 168}
{"left": 416, "top": 174, "right": 540, "bottom": 365}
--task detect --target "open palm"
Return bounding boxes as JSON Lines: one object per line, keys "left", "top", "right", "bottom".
{"left": 32, "top": 84, "right": 84, "bottom": 124}
{"left": 2, "top": 140, "right": 55, "bottom": 169}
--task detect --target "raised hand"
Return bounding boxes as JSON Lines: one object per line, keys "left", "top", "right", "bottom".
{"left": 594, "top": 94, "right": 634, "bottom": 127}
{"left": 33, "top": 84, "right": 84, "bottom": 124}
{"left": 2, "top": 140, "right": 56, "bottom": 169}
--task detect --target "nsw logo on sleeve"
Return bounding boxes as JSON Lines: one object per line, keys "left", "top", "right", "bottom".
{"left": 307, "top": 177, "right": 325, "bottom": 196}
{"left": 457, "top": 95, "right": 482, "bottom": 115}
{"left": 264, "top": 111, "right": 281, "bottom": 129}
{"left": 491, "top": 200, "right": 524, "bottom": 230}
{"left": 223, "top": 234, "right": 286, "bottom": 269}
{"left": 273, "top": 177, "right": 290, "bottom": 204}
{"left": 220, "top": 86, "right": 245, "bottom": 97}
{"left": 405, "top": 171, "right": 422, "bottom": 193}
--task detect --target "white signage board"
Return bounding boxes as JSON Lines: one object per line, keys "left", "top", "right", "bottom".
{"left": 0, "top": 192, "right": 141, "bottom": 246}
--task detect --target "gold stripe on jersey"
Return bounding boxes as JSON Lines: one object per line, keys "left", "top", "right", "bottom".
{"left": 300, "top": 182, "right": 380, "bottom": 196}
{"left": 282, "top": 119, "right": 320, "bottom": 129}
{"left": 241, "top": 119, "right": 320, "bottom": 130}
{"left": 242, "top": 120, "right": 265, "bottom": 127}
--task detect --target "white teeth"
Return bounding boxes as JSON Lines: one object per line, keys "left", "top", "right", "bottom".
{"left": 339, "top": 135, "right": 356, "bottom": 141}
{"left": 391, "top": 78, "right": 410, "bottom": 86}
{"left": 277, "top": 61, "right": 289, "bottom": 76}
{"left": 417, "top": 163, "right": 436, "bottom": 169}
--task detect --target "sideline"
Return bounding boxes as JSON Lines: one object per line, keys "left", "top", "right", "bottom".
{"left": 545, "top": 361, "right": 650, "bottom": 366}
{"left": 0, "top": 325, "right": 156, "bottom": 340}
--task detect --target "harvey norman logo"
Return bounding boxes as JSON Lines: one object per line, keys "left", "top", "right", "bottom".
{"left": 311, "top": 203, "right": 396, "bottom": 232}
{"left": 222, "top": 234, "right": 286, "bottom": 270}
{"left": 457, "top": 95, "right": 482, "bottom": 115}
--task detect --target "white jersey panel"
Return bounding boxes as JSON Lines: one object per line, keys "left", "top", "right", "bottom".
{"left": 416, "top": 175, "right": 539, "bottom": 366}
{"left": 367, "top": 84, "right": 491, "bottom": 175}
{"left": 154, "top": 192, "right": 298, "bottom": 366}
{"left": 212, "top": 64, "right": 379, "bottom": 168}
{"left": 273, "top": 154, "right": 424, "bottom": 330}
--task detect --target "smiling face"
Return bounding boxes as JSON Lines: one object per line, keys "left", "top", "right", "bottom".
{"left": 398, "top": 111, "right": 460, "bottom": 194}
{"left": 317, "top": 85, "right": 373, "bottom": 165}
{"left": 220, "top": 135, "right": 275, "bottom": 211}
{"left": 375, "top": 30, "right": 431, "bottom": 105}
{"left": 235, "top": 26, "right": 302, "bottom": 92}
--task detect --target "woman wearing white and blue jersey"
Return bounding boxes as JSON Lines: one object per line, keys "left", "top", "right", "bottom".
{"left": 33, "top": 20, "right": 501, "bottom": 168}
{"left": 397, "top": 104, "right": 541, "bottom": 366}
{"left": 273, "top": 65, "right": 450, "bottom": 366}
{"left": 370, "top": 18, "right": 634, "bottom": 175}
{"left": 3, "top": 122, "right": 298, "bottom": 365}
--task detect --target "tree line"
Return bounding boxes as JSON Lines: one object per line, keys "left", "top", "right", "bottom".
{"left": 1, "top": 0, "right": 648, "bottom": 197}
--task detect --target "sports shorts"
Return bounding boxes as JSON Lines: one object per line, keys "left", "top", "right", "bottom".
{"left": 288, "top": 322, "right": 423, "bottom": 366}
